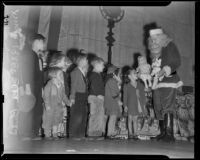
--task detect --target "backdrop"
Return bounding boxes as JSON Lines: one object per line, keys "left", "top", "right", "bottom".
{"left": 4, "top": 2, "right": 195, "bottom": 86}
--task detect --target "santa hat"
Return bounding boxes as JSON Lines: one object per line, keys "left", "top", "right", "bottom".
{"left": 149, "top": 28, "right": 163, "bottom": 36}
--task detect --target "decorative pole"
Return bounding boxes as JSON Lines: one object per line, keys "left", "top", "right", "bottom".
{"left": 100, "top": 6, "right": 124, "bottom": 65}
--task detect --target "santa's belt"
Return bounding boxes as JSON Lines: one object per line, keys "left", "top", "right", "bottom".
{"left": 170, "top": 71, "right": 177, "bottom": 76}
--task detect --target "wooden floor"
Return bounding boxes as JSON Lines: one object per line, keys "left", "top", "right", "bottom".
{"left": 3, "top": 137, "right": 194, "bottom": 158}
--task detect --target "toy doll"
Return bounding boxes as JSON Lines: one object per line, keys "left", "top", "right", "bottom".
{"left": 136, "top": 56, "right": 152, "bottom": 89}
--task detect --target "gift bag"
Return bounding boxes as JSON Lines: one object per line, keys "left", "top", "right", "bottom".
{"left": 115, "top": 116, "right": 128, "bottom": 139}
{"left": 18, "top": 84, "right": 36, "bottom": 112}
{"left": 18, "top": 68, "right": 36, "bottom": 113}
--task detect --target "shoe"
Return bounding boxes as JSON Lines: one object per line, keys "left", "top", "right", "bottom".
{"left": 86, "top": 137, "right": 94, "bottom": 140}
{"left": 96, "top": 137, "right": 104, "bottom": 140}
{"left": 128, "top": 135, "right": 134, "bottom": 139}
{"left": 151, "top": 120, "right": 166, "bottom": 141}
{"left": 129, "top": 135, "right": 139, "bottom": 140}
{"left": 161, "top": 113, "right": 175, "bottom": 142}
{"left": 31, "top": 136, "right": 43, "bottom": 140}
{"left": 72, "top": 137, "right": 82, "bottom": 141}
{"left": 44, "top": 137, "right": 53, "bottom": 140}
{"left": 105, "top": 135, "right": 114, "bottom": 140}
{"left": 53, "top": 136, "right": 60, "bottom": 140}
{"left": 132, "top": 135, "right": 139, "bottom": 140}
{"left": 102, "top": 132, "right": 106, "bottom": 137}
{"left": 58, "top": 133, "right": 64, "bottom": 139}
{"left": 21, "top": 137, "right": 32, "bottom": 141}
{"left": 109, "top": 134, "right": 119, "bottom": 139}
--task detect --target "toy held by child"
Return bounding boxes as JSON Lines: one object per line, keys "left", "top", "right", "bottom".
{"left": 151, "top": 57, "right": 164, "bottom": 89}
{"left": 136, "top": 56, "right": 152, "bottom": 89}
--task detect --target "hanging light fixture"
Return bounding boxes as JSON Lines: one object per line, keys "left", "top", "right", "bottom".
{"left": 100, "top": 6, "right": 125, "bottom": 65}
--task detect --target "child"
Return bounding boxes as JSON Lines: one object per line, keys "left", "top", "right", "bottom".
{"left": 62, "top": 56, "right": 72, "bottom": 137}
{"left": 123, "top": 69, "right": 147, "bottom": 139}
{"left": 47, "top": 52, "right": 72, "bottom": 137}
{"left": 69, "top": 53, "right": 89, "bottom": 139}
{"left": 104, "top": 66, "right": 123, "bottom": 139}
{"left": 42, "top": 67, "right": 71, "bottom": 139}
{"left": 136, "top": 56, "right": 152, "bottom": 90}
{"left": 44, "top": 51, "right": 66, "bottom": 84}
{"left": 87, "top": 57, "right": 106, "bottom": 137}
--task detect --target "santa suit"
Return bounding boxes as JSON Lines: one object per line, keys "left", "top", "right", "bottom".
{"left": 153, "top": 41, "right": 183, "bottom": 120}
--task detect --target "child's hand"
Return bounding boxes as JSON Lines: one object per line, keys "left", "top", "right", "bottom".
{"left": 63, "top": 107, "right": 67, "bottom": 117}
{"left": 42, "top": 88, "right": 44, "bottom": 98}
{"left": 124, "top": 106, "right": 128, "bottom": 112}
{"left": 62, "top": 101, "right": 65, "bottom": 106}
{"left": 46, "top": 105, "right": 51, "bottom": 110}
{"left": 119, "top": 105, "right": 122, "bottom": 113}
{"left": 70, "top": 99, "right": 75, "bottom": 107}
{"left": 118, "top": 101, "right": 123, "bottom": 106}
{"left": 66, "top": 100, "right": 71, "bottom": 107}
{"left": 157, "top": 69, "right": 166, "bottom": 78}
{"left": 97, "top": 95, "right": 104, "bottom": 100}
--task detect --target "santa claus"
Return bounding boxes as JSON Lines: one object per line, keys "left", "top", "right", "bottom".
{"left": 148, "top": 28, "right": 183, "bottom": 142}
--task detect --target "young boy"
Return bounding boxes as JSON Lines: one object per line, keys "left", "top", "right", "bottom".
{"left": 87, "top": 57, "right": 106, "bottom": 137}
{"left": 42, "top": 67, "right": 71, "bottom": 140}
{"left": 69, "top": 53, "right": 89, "bottom": 139}
{"left": 104, "top": 67, "right": 123, "bottom": 139}
{"left": 45, "top": 52, "right": 72, "bottom": 138}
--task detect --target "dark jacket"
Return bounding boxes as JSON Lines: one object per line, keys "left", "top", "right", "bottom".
{"left": 159, "top": 41, "right": 181, "bottom": 84}
{"left": 70, "top": 67, "right": 88, "bottom": 100}
{"left": 88, "top": 72, "right": 105, "bottom": 96}
{"left": 123, "top": 81, "right": 146, "bottom": 116}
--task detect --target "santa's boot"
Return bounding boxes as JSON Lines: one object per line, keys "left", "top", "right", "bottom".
{"left": 151, "top": 120, "right": 165, "bottom": 140}
{"left": 162, "top": 113, "right": 175, "bottom": 142}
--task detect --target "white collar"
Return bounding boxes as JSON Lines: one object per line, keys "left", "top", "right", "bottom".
{"left": 130, "top": 81, "right": 137, "bottom": 88}
{"left": 78, "top": 67, "right": 85, "bottom": 77}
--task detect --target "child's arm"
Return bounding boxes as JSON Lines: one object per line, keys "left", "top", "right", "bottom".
{"left": 50, "top": 84, "right": 60, "bottom": 108}
{"left": 107, "top": 79, "right": 120, "bottom": 100}
{"left": 147, "top": 64, "right": 151, "bottom": 73}
{"left": 43, "top": 83, "right": 51, "bottom": 110}
{"left": 62, "top": 88, "right": 72, "bottom": 106}
{"left": 136, "top": 67, "right": 140, "bottom": 73}
{"left": 123, "top": 85, "right": 128, "bottom": 111}
{"left": 69, "top": 70, "right": 79, "bottom": 104}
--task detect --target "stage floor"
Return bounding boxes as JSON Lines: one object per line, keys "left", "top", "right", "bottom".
{"left": 3, "top": 137, "right": 194, "bottom": 158}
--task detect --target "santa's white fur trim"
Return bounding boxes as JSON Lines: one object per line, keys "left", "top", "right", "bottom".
{"left": 153, "top": 81, "right": 183, "bottom": 89}
{"left": 163, "top": 65, "right": 171, "bottom": 77}
{"left": 149, "top": 29, "right": 163, "bottom": 36}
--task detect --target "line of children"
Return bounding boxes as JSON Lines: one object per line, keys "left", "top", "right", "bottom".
{"left": 41, "top": 50, "right": 155, "bottom": 140}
